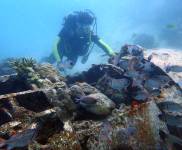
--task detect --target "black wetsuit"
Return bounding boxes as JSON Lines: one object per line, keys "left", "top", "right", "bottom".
{"left": 57, "top": 30, "right": 105, "bottom": 65}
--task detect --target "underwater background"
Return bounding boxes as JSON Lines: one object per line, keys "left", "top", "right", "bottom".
{"left": 1, "top": 1, "right": 182, "bottom": 149}
{"left": 0, "top": 0, "right": 182, "bottom": 72}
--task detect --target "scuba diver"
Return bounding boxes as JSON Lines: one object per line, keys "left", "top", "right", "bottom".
{"left": 48, "top": 10, "right": 116, "bottom": 70}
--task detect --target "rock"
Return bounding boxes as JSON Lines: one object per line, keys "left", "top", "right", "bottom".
{"left": 43, "top": 88, "right": 76, "bottom": 121}
{"left": 76, "top": 82, "right": 99, "bottom": 95}
{"left": 122, "top": 44, "right": 145, "bottom": 58}
{"left": 36, "top": 63, "right": 65, "bottom": 83}
{"left": 78, "top": 93, "right": 115, "bottom": 116}
{"left": 159, "top": 130, "right": 182, "bottom": 150}
{"left": 48, "top": 131, "right": 81, "bottom": 150}
{"left": 69, "top": 84, "right": 85, "bottom": 99}
{"left": 16, "top": 90, "right": 52, "bottom": 112}
{"left": 0, "top": 74, "right": 29, "bottom": 95}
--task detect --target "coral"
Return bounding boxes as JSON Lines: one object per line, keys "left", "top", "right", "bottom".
{"left": 9, "top": 58, "right": 43, "bottom": 88}
{"left": 8, "top": 58, "right": 66, "bottom": 89}
{"left": 9, "top": 57, "right": 37, "bottom": 73}
{"left": 36, "top": 63, "right": 65, "bottom": 82}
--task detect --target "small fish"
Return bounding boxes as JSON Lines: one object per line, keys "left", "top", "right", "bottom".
{"left": 75, "top": 95, "right": 97, "bottom": 105}
{"left": 166, "top": 24, "right": 177, "bottom": 29}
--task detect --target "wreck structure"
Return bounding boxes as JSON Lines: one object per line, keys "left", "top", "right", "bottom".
{"left": 0, "top": 45, "right": 182, "bottom": 150}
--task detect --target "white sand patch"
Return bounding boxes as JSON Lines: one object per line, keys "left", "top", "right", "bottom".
{"left": 145, "top": 48, "right": 182, "bottom": 87}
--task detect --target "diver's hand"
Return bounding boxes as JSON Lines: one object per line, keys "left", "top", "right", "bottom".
{"left": 57, "top": 60, "right": 74, "bottom": 70}
{"left": 57, "top": 62, "right": 64, "bottom": 71}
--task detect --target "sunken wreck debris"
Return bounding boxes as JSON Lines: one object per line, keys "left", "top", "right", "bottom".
{"left": 0, "top": 46, "right": 182, "bottom": 150}
{"left": 146, "top": 49, "right": 182, "bottom": 88}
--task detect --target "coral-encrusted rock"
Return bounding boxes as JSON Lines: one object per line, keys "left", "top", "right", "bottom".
{"left": 69, "top": 84, "right": 86, "bottom": 99}
{"left": 69, "top": 82, "right": 115, "bottom": 116}
{"left": 77, "top": 93, "right": 115, "bottom": 116}
{"left": 77, "top": 82, "right": 99, "bottom": 95}
{"left": 0, "top": 74, "right": 29, "bottom": 95}
{"left": 69, "top": 82, "right": 99, "bottom": 100}
{"left": 7, "top": 58, "right": 65, "bottom": 90}
{"left": 36, "top": 63, "right": 65, "bottom": 83}
{"left": 47, "top": 131, "right": 81, "bottom": 150}
{"left": 43, "top": 88, "right": 76, "bottom": 121}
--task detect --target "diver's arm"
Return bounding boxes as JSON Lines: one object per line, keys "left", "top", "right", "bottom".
{"left": 52, "top": 36, "right": 73, "bottom": 70}
{"left": 52, "top": 36, "right": 62, "bottom": 62}
{"left": 92, "top": 35, "right": 116, "bottom": 56}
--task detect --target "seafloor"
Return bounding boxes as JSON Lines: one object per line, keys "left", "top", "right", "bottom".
{"left": 0, "top": 45, "right": 182, "bottom": 150}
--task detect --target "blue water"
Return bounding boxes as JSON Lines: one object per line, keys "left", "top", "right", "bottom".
{"left": 0, "top": 0, "right": 182, "bottom": 62}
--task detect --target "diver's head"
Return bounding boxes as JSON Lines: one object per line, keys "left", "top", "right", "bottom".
{"left": 62, "top": 10, "right": 96, "bottom": 38}
{"left": 75, "top": 23, "right": 91, "bottom": 37}
{"left": 74, "top": 11, "right": 95, "bottom": 37}
{"left": 76, "top": 11, "right": 94, "bottom": 25}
